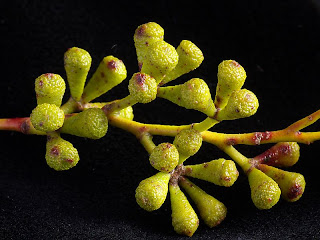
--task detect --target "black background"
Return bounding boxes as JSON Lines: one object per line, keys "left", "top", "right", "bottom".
{"left": 1, "top": 0, "right": 320, "bottom": 239}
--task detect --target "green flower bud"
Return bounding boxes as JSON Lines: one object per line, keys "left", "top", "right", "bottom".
{"left": 257, "top": 164, "right": 305, "bottom": 202}
{"left": 60, "top": 108, "right": 108, "bottom": 139}
{"left": 134, "top": 22, "right": 164, "bottom": 69}
{"left": 173, "top": 129, "right": 202, "bottom": 157}
{"left": 157, "top": 78, "right": 215, "bottom": 116}
{"left": 149, "top": 143, "right": 179, "bottom": 172}
{"left": 128, "top": 72, "right": 157, "bottom": 103}
{"left": 110, "top": 106, "right": 134, "bottom": 120}
{"left": 64, "top": 47, "right": 92, "bottom": 101}
{"left": 253, "top": 142, "right": 300, "bottom": 167}
{"left": 46, "top": 133, "right": 79, "bottom": 171}
{"left": 248, "top": 167, "right": 281, "bottom": 209}
{"left": 169, "top": 183, "right": 199, "bottom": 237}
{"left": 216, "top": 89, "right": 259, "bottom": 121}
{"left": 35, "top": 73, "right": 66, "bottom": 107}
{"left": 141, "top": 40, "right": 179, "bottom": 83}
{"left": 30, "top": 103, "right": 65, "bottom": 132}
{"left": 82, "top": 56, "right": 127, "bottom": 103}
{"left": 184, "top": 158, "right": 239, "bottom": 187}
{"left": 161, "top": 40, "right": 204, "bottom": 85}
{"left": 215, "top": 60, "right": 246, "bottom": 109}
{"left": 179, "top": 177, "right": 227, "bottom": 228}
{"left": 135, "top": 172, "right": 170, "bottom": 211}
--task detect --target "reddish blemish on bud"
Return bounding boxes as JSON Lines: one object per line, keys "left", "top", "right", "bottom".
{"left": 65, "top": 158, "right": 74, "bottom": 163}
{"left": 203, "top": 163, "right": 209, "bottom": 168}
{"left": 135, "top": 73, "right": 146, "bottom": 86}
{"left": 231, "top": 61, "right": 241, "bottom": 67}
{"left": 20, "top": 119, "right": 30, "bottom": 134}
{"left": 253, "top": 143, "right": 292, "bottom": 166}
{"left": 107, "top": 60, "right": 117, "bottom": 70}
{"left": 252, "top": 131, "right": 272, "bottom": 145}
{"left": 100, "top": 72, "right": 105, "bottom": 78}
{"left": 287, "top": 183, "right": 303, "bottom": 200}
{"left": 44, "top": 73, "right": 54, "bottom": 79}
{"left": 135, "top": 25, "right": 146, "bottom": 37}
{"left": 50, "top": 146, "right": 60, "bottom": 156}
{"left": 223, "top": 176, "right": 231, "bottom": 182}
{"left": 39, "top": 80, "right": 44, "bottom": 87}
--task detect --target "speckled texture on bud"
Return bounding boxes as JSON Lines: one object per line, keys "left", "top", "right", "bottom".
{"left": 135, "top": 172, "right": 170, "bottom": 211}
{"left": 257, "top": 164, "right": 305, "bottom": 202}
{"left": 216, "top": 89, "right": 259, "bottom": 121}
{"left": 184, "top": 158, "right": 239, "bottom": 187}
{"left": 248, "top": 167, "right": 281, "bottom": 209}
{"left": 169, "top": 183, "right": 199, "bottom": 237}
{"left": 82, "top": 56, "right": 127, "bottom": 103}
{"left": 35, "top": 73, "right": 66, "bottom": 106}
{"left": 128, "top": 73, "right": 157, "bottom": 103}
{"left": 215, "top": 60, "right": 246, "bottom": 109}
{"left": 157, "top": 78, "right": 215, "bottom": 116}
{"left": 30, "top": 103, "right": 65, "bottom": 132}
{"left": 110, "top": 106, "right": 134, "bottom": 120}
{"left": 141, "top": 40, "right": 179, "bottom": 83}
{"left": 60, "top": 108, "right": 108, "bottom": 139}
{"left": 173, "top": 129, "right": 202, "bottom": 157}
{"left": 161, "top": 40, "right": 204, "bottom": 85}
{"left": 64, "top": 47, "right": 92, "bottom": 101}
{"left": 134, "top": 22, "right": 164, "bottom": 69}
{"left": 149, "top": 143, "right": 179, "bottom": 172}
{"left": 46, "top": 134, "right": 79, "bottom": 171}
{"left": 179, "top": 177, "right": 227, "bottom": 228}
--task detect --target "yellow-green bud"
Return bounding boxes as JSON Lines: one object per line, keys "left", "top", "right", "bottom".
{"left": 135, "top": 172, "right": 170, "bottom": 211}
{"left": 179, "top": 177, "right": 227, "bottom": 228}
{"left": 257, "top": 164, "right": 305, "bottom": 202}
{"left": 128, "top": 72, "right": 157, "bottom": 103}
{"left": 134, "top": 22, "right": 164, "bottom": 69}
{"left": 149, "top": 143, "right": 179, "bottom": 172}
{"left": 64, "top": 47, "right": 92, "bottom": 101}
{"left": 184, "top": 158, "right": 239, "bottom": 187}
{"left": 141, "top": 40, "right": 179, "bottom": 83}
{"left": 110, "top": 106, "right": 134, "bottom": 120}
{"left": 46, "top": 133, "right": 79, "bottom": 171}
{"left": 169, "top": 183, "right": 199, "bottom": 237}
{"left": 216, "top": 89, "right": 259, "bottom": 121}
{"left": 161, "top": 40, "right": 204, "bottom": 85}
{"left": 173, "top": 129, "right": 202, "bottom": 157}
{"left": 157, "top": 78, "right": 215, "bottom": 116}
{"left": 82, "top": 56, "right": 127, "bottom": 103}
{"left": 215, "top": 60, "right": 246, "bottom": 109}
{"left": 60, "top": 108, "right": 108, "bottom": 139}
{"left": 30, "top": 103, "right": 65, "bottom": 132}
{"left": 35, "top": 73, "right": 66, "bottom": 107}
{"left": 248, "top": 167, "right": 281, "bottom": 209}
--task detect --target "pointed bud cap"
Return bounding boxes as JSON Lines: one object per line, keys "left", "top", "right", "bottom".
{"left": 128, "top": 72, "right": 157, "bottom": 103}
{"left": 141, "top": 41, "right": 179, "bottom": 83}
{"left": 215, "top": 60, "right": 246, "bottom": 109}
{"left": 216, "top": 89, "right": 259, "bottom": 120}
{"left": 30, "top": 103, "right": 65, "bottom": 132}
{"left": 135, "top": 172, "right": 170, "bottom": 211}
{"left": 60, "top": 108, "right": 108, "bottom": 139}
{"left": 161, "top": 40, "right": 204, "bottom": 85}
{"left": 248, "top": 167, "right": 281, "bottom": 209}
{"left": 64, "top": 47, "right": 92, "bottom": 101}
{"left": 149, "top": 143, "right": 179, "bottom": 172}
{"left": 179, "top": 177, "right": 227, "bottom": 228}
{"left": 82, "top": 56, "right": 127, "bottom": 103}
{"left": 184, "top": 158, "right": 239, "bottom": 187}
{"left": 35, "top": 73, "right": 66, "bottom": 107}
{"left": 46, "top": 133, "right": 79, "bottom": 170}
{"left": 169, "top": 183, "right": 199, "bottom": 237}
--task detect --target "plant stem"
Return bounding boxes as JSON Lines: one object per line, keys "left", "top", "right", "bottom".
{"left": 0, "top": 117, "right": 45, "bottom": 135}
{"left": 103, "top": 95, "right": 137, "bottom": 115}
